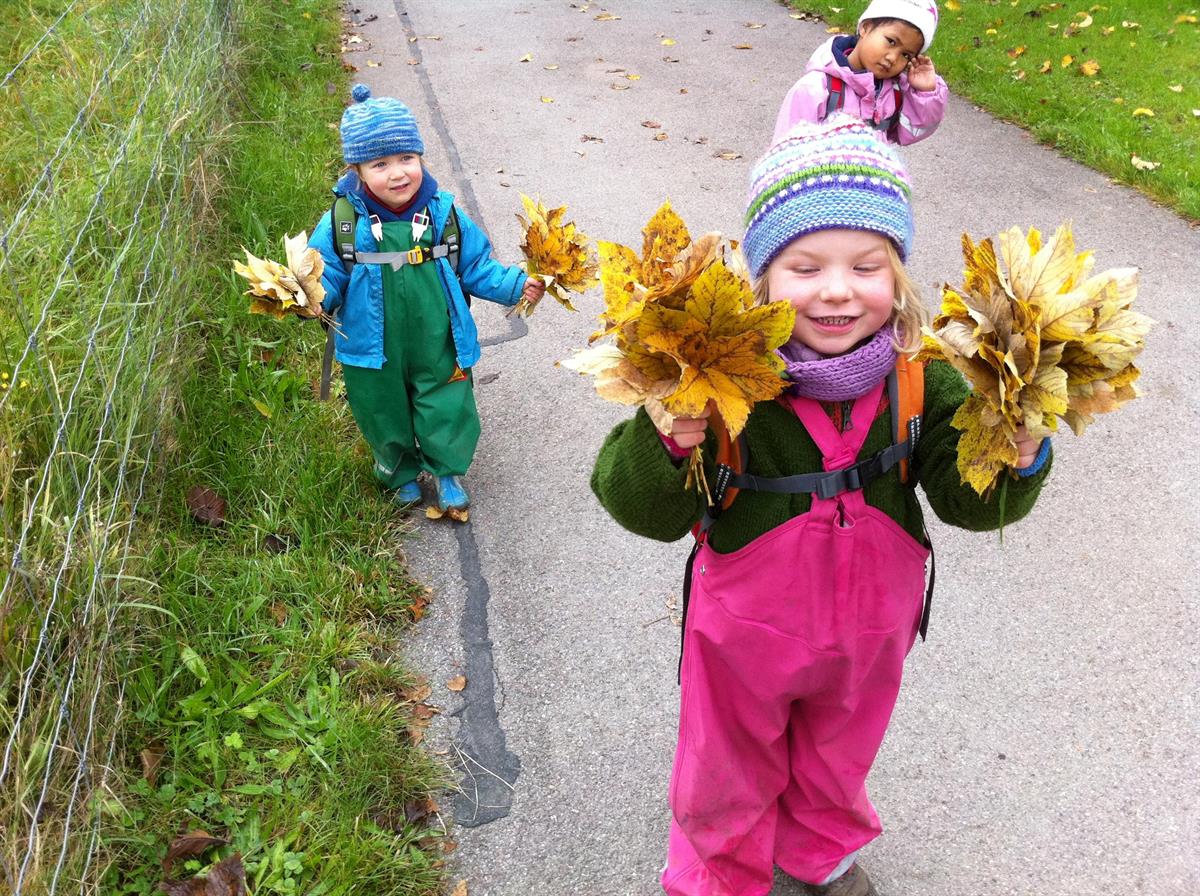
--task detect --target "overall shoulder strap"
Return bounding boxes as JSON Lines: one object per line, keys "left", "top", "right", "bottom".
{"left": 331, "top": 195, "right": 358, "bottom": 271}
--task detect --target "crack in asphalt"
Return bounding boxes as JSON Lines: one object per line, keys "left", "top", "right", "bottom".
{"left": 391, "top": 0, "right": 523, "bottom": 827}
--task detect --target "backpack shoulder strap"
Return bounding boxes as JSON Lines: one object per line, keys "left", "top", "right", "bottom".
{"left": 891, "top": 354, "right": 925, "bottom": 483}
{"left": 442, "top": 202, "right": 461, "bottom": 272}
{"left": 331, "top": 195, "right": 358, "bottom": 272}
{"left": 824, "top": 74, "right": 846, "bottom": 120}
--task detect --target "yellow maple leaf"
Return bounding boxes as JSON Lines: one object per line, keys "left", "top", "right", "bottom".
{"left": 513, "top": 194, "right": 598, "bottom": 316}
{"left": 636, "top": 261, "right": 792, "bottom": 437}
{"left": 567, "top": 207, "right": 795, "bottom": 497}
{"left": 1079, "top": 60, "right": 1100, "bottom": 77}
{"left": 234, "top": 233, "right": 330, "bottom": 324}
{"left": 925, "top": 223, "right": 1152, "bottom": 496}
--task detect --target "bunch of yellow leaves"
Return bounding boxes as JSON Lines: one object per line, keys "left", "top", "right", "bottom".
{"left": 233, "top": 232, "right": 331, "bottom": 325}
{"left": 921, "top": 223, "right": 1152, "bottom": 497}
{"left": 563, "top": 202, "right": 795, "bottom": 496}
{"left": 512, "top": 194, "right": 599, "bottom": 316}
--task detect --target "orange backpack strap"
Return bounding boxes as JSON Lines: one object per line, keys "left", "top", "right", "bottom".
{"left": 710, "top": 412, "right": 744, "bottom": 513}
{"left": 893, "top": 353, "right": 925, "bottom": 483}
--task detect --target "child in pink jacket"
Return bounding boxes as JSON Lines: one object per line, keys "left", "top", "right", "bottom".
{"left": 773, "top": 0, "right": 948, "bottom": 145}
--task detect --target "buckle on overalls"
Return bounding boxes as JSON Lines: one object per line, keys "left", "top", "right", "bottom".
{"left": 406, "top": 247, "right": 426, "bottom": 265}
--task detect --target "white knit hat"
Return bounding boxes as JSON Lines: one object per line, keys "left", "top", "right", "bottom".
{"left": 857, "top": 0, "right": 939, "bottom": 52}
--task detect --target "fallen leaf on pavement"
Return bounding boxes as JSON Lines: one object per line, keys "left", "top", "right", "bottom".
{"left": 447, "top": 675, "right": 467, "bottom": 692}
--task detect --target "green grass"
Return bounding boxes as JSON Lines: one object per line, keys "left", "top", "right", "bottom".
{"left": 2, "top": 0, "right": 447, "bottom": 893}
{"left": 790, "top": 1, "right": 1200, "bottom": 220}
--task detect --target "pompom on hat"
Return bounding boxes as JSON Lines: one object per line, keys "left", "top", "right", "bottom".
{"left": 339, "top": 83, "right": 425, "bottom": 164}
{"left": 858, "top": 0, "right": 939, "bottom": 52}
{"left": 743, "top": 114, "right": 914, "bottom": 279}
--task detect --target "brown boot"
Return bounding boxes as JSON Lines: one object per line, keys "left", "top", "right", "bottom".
{"left": 804, "top": 864, "right": 879, "bottom": 896}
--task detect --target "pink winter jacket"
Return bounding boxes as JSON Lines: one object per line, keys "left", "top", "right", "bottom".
{"left": 772, "top": 35, "right": 947, "bottom": 145}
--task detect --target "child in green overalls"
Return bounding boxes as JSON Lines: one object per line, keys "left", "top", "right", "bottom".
{"left": 309, "top": 85, "right": 544, "bottom": 512}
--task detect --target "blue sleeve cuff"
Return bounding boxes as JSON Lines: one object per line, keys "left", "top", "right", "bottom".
{"left": 1016, "top": 438, "right": 1051, "bottom": 478}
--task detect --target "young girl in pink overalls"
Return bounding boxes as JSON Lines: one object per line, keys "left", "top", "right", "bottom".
{"left": 591, "top": 115, "right": 1052, "bottom": 896}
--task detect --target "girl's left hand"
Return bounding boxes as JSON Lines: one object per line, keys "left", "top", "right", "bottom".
{"left": 907, "top": 55, "right": 937, "bottom": 91}
{"left": 1013, "top": 425, "right": 1041, "bottom": 470}
{"left": 521, "top": 276, "right": 547, "bottom": 305}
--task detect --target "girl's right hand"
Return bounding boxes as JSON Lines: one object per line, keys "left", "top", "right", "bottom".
{"left": 666, "top": 402, "right": 713, "bottom": 450}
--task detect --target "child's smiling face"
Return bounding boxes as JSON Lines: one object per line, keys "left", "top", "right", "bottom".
{"left": 847, "top": 19, "right": 925, "bottom": 80}
{"left": 767, "top": 228, "right": 897, "bottom": 357}
{"left": 357, "top": 152, "right": 423, "bottom": 208}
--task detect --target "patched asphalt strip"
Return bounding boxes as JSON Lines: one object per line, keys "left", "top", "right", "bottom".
{"left": 392, "top": 0, "right": 522, "bottom": 826}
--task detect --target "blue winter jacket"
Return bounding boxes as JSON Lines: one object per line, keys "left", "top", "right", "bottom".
{"left": 308, "top": 171, "right": 526, "bottom": 370}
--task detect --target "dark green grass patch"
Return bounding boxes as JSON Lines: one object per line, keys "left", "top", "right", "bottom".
{"left": 790, "top": 1, "right": 1200, "bottom": 220}
{"left": 90, "top": 1, "right": 449, "bottom": 893}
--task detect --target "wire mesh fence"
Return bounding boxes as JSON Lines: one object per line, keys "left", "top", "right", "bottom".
{"left": 1, "top": 0, "right": 237, "bottom": 891}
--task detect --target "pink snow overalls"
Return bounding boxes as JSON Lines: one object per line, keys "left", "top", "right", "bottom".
{"left": 662, "top": 382, "right": 930, "bottom": 895}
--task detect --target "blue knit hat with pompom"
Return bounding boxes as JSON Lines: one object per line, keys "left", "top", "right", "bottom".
{"left": 339, "top": 83, "right": 425, "bottom": 164}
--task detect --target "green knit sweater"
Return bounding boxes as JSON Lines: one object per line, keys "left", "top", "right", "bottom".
{"left": 591, "top": 360, "right": 1050, "bottom": 553}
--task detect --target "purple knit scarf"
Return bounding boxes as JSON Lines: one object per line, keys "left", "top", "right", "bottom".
{"left": 778, "top": 328, "right": 897, "bottom": 401}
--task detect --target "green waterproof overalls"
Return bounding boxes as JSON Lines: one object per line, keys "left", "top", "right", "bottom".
{"left": 341, "top": 218, "right": 479, "bottom": 488}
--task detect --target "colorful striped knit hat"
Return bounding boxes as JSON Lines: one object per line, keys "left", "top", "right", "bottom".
{"left": 340, "top": 84, "right": 425, "bottom": 164}
{"left": 743, "top": 114, "right": 913, "bottom": 278}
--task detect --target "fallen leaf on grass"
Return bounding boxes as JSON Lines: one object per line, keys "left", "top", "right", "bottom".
{"left": 141, "top": 742, "right": 165, "bottom": 785}
{"left": 1167, "top": 84, "right": 1183, "bottom": 92}
{"left": 1131, "top": 107, "right": 1154, "bottom": 117}
{"left": 1079, "top": 60, "right": 1100, "bottom": 76}
{"left": 160, "top": 854, "right": 246, "bottom": 896}
{"left": 1039, "top": 60, "right": 1052, "bottom": 73}
{"left": 1130, "top": 155, "right": 1161, "bottom": 171}
{"left": 186, "top": 486, "right": 226, "bottom": 528}
{"left": 162, "top": 832, "right": 228, "bottom": 873}
{"left": 1061, "top": 54, "right": 1074, "bottom": 67}
{"left": 447, "top": 675, "right": 467, "bottom": 692}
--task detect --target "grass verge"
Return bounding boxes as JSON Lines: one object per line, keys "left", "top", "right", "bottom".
{"left": 789, "top": 1, "right": 1200, "bottom": 220}
{"left": 2, "top": 0, "right": 449, "bottom": 893}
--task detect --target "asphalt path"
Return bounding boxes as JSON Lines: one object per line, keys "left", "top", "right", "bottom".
{"left": 340, "top": 2, "right": 1199, "bottom": 893}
